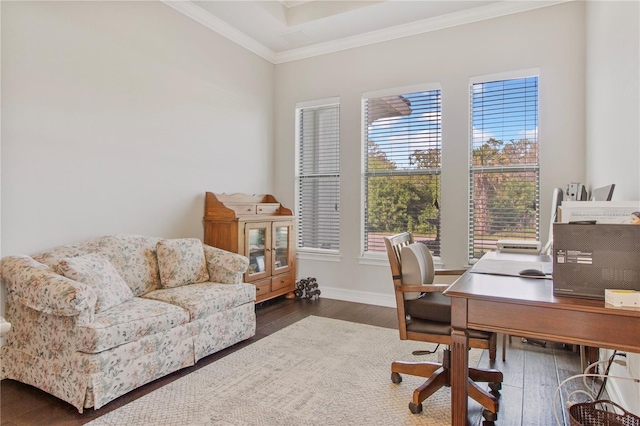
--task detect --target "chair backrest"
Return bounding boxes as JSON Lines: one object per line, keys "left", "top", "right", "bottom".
{"left": 384, "top": 232, "right": 458, "bottom": 340}
{"left": 385, "top": 232, "right": 446, "bottom": 339}
{"left": 400, "top": 243, "right": 435, "bottom": 299}
{"left": 383, "top": 232, "right": 413, "bottom": 283}
{"left": 384, "top": 233, "right": 413, "bottom": 340}
{"left": 384, "top": 232, "right": 496, "bottom": 352}
{"left": 384, "top": 232, "right": 437, "bottom": 295}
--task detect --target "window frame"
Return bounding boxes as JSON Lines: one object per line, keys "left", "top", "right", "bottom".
{"left": 360, "top": 83, "right": 443, "bottom": 260}
{"left": 294, "top": 97, "right": 341, "bottom": 256}
{"left": 468, "top": 69, "right": 541, "bottom": 263}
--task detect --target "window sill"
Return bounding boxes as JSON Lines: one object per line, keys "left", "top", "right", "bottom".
{"left": 297, "top": 250, "right": 342, "bottom": 263}
{"left": 359, "top": 252, "right": 444, "bottom": 269}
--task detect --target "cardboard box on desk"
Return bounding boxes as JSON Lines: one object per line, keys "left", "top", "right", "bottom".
{"left": 552, "top": 223, "right": 640, "bottom": 300}
{"left": 605, "top": 289, "right": 640, "bottom": 308}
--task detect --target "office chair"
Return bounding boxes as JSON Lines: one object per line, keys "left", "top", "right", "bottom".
{"left": 384, "top": 232, "right": 503, "bottom": 423}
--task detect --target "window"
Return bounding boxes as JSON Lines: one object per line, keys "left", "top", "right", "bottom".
{"left": 363, "top": 85, "right": 442, "bottom": 255}
{"left": 295, "top": 98, "right": 340, "bottom": 252}
{"left": 469, "top": 74, "right": 539, "bottom": 260}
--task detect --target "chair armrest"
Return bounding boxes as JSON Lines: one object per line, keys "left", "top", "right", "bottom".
{"left": 434, "top": 269, "right": 467, "bottom": 276}
{"left": 202, "top": 244, "right": 250, "bottom": 284}
{"left": 1, "top": 255, "right": 97, "bottom": 325}
{"left": 398, "top": 284, "right": 450, "bottom": 293}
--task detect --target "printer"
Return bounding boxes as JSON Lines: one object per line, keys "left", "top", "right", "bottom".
{"left": 552, "top": 223, "right": 640, "bottom": 300}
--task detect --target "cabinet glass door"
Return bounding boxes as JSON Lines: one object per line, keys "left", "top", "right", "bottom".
{"left": 273, "top": 221, "right": 292, "bottom": 274}
{"left": 246, "top": 222, "right": 270, "bottom": 280}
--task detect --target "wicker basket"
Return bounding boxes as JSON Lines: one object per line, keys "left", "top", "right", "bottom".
{"left": 569, "top": 400, "right": 640, "bottom": 426}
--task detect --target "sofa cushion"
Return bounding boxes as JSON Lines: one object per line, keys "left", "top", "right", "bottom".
{"left": 142, "top": 282, "right": 255, "bottom": 321}
{"left": 156, "top": 238, "right": 209, "bottom": 288}
{"left": 76, "top": 297, "right": 190, "bottom": 353}
{"left": 58, "top": 253, "right": 134, "bottom": 313}
{"left": 32, "top": 235, "right": 163, "bottom": 296}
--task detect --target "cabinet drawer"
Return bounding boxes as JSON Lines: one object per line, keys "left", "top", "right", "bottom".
{"left": 272, "top": 273, "right": 294, "bottom": 291}
{"left": 229, "top": 204, "right": 256, "bottom": 215}
{"left": 256, "top": 204, "right": 280, "bottom": 215}
{"left": 254, "top": 278, "right": 271, "bottom": 297}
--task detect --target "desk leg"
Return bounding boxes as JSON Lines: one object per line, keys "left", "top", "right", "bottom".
{"left": 451, "top": 297, "right": 469, "bottom": 426}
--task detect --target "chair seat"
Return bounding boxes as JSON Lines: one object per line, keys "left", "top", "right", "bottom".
{"left": 405, "top": 292, "right": 451, "bottom": 322}
{"left": 404, "top": 288, "right": 493, "bottom": 340}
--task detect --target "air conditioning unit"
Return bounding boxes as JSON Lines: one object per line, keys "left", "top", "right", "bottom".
{"left": 497, "top": 240, "right": 541, "bottom": 254}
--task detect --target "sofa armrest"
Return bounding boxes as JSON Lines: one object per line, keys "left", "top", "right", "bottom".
{"left": 202, "top": 245, "right": 249, "bottom": 284}
{"left": 1, "top": 255, "right": 97, "bottom": 325}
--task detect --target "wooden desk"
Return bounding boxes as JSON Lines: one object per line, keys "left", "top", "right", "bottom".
{"left": 444, "top": 252, "right": 640, "bottom": 426}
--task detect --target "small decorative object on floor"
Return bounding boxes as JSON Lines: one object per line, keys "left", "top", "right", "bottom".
{"left": 294, "top": 277, "right": 321, "bottom": 300}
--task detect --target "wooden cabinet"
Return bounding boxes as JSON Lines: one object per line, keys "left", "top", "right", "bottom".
{"left": 203, "top": 192, "right": 296, "bottom": 302}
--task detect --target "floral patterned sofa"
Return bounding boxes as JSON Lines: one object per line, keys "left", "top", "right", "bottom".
{"left": 0, "top": 234, "right": 256, "bottom": 413}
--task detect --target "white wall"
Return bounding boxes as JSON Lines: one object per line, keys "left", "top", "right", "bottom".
{"left": 274, "top": 2, "right": 587, "bottom": 304}
{"left": 586, "top": 1, "right": 640, "bottom": 201}
{"left": 586, "top": 1, "right": 640, "bottom": 415}
{"left": 1, "top": 1, "right": 274, "bottom": 256}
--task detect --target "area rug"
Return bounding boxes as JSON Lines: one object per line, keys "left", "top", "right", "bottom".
{"left": 87, "top": 316, "right": 481, "bottom": 426}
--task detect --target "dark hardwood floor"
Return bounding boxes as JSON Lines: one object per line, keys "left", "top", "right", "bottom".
{"left": 1, "top": 297, "right": 583, "bottom": 425}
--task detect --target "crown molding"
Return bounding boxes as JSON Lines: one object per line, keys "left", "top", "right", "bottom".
{"left": 163, "top": 1, "right": 571, "bottom": 65}
{"left": 274, "top": 1, "right": 571, "bottom": 64}
{"left": 161, "top": 1, "right": 276, "bottom": 63}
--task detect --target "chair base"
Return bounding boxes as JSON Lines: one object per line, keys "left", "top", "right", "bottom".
{"left": 391, "top": 349, "right": 503, "bottom": 423}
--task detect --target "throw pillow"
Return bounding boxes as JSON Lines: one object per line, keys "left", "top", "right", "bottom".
{"left": 156, "top": 238, "right": 210, "bottom": 288}
{"left": 57, "top": 253, "right": 134, "bottom": 312}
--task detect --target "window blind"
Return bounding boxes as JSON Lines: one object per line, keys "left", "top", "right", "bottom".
{"left": 469, "top": 76, "right": 540, "bottom": 260}
{"left": 363, "top": 88, "right": 442, "bottom": 255}
{"left": 296, "top": 102, "right": 340, "bottom": 251}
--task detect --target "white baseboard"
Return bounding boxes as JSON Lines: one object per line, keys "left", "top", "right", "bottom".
{"left": 319, "top": 286, "right": 396, "bottom": 308}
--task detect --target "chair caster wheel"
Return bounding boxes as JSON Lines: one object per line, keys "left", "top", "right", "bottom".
{"left": 482, "top": 408, "right": 498, "bottom": 422}
{"left": 391, "top": 372, "right": 402, "bottom": 384}
{"left": 409, "top": 402, "right": 423, "bottom": 414}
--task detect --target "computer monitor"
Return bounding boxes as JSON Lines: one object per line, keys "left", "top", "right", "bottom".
{"left": 590, "top": 184, "right": 615, "bottom": 201}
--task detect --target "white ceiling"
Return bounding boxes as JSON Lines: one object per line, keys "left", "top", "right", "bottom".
{"left": 163, "top": 0, "right": 569, "bottom": 63}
